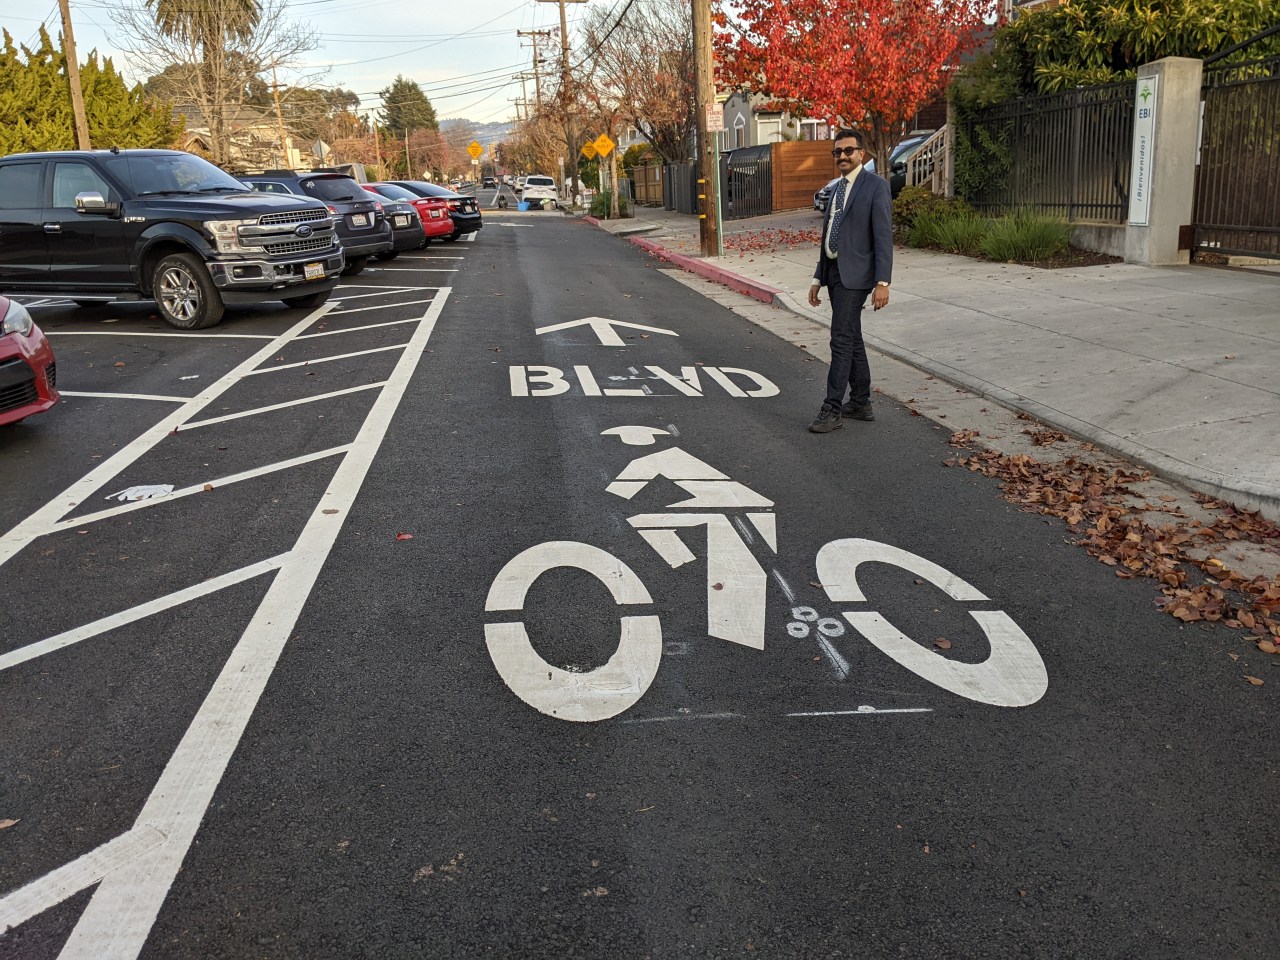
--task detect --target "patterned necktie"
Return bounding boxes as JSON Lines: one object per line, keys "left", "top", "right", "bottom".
{"left": 827, "top": 176, "right": 848, "bottom": 258}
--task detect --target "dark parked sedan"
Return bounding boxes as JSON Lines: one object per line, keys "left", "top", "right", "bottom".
{"left": 365, "top": 189, "right": 427, "bottom": 259}
{"left": 243, "top": 170, "right": 392, "bottom": 275}
{"left": 387, "top": 180, "right": 482, "bottom": 241}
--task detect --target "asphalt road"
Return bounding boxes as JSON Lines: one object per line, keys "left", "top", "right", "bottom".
{"left": 1, "top": 212, "right": 1276, "bottom": 960}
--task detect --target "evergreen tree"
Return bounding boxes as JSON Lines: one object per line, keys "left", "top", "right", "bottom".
{"left": 0, "top": 27, "right": 178, "bottom": 155}
{"left": 378, "top": 75, "right": 438, "bottom": 139}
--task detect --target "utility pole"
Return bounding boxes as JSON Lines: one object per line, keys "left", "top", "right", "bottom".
{"left": 537, "top": 0, "right": 586, "bottom": 206}
{"left": 57, "top": 0, "right": 91, "bottom": 150}
{"left": 517, "top": 29, "right": 552, "bottom": 115}
{"left": 691, "top": 0, "right": 720, "bottom": 256}
{"left": 271, "top": 66, "right": 290, "bottom": 168}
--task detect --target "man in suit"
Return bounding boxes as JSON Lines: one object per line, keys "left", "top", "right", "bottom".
{"left": 807, "top": 128, "right": 893, "bottom": 433}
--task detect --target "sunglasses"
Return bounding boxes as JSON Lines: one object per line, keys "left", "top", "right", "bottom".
{"left": 831, "top": 146, "right": 862, "bottom": 158}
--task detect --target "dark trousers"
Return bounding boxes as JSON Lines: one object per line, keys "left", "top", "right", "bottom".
{"left": 825, "top": 278, "right": 872, "bottom": 408}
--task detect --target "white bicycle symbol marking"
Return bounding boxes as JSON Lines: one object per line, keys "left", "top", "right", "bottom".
{"left": 485, "top": 426, "right": 1048, "bottom": 721}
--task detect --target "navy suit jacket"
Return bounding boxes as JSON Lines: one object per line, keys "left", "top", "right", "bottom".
{"left": 814, "top": 171, "right": 893, "bottom": 291}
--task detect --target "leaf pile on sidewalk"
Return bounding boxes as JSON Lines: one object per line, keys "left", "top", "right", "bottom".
{"left": 945, "top": 435, "right": 1280, "bottom": 652}
{"left": 723, "top": 228, "right": 820, "bottom": 256}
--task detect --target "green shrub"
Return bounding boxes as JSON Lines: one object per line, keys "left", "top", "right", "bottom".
{"left": 909, "top": 210, "right": 987, "bottom": 254}
{"left": 979, "top": 210, "right": 1070, "bottom": 262}
{"left": 893, "top": 186, "right": 972, "bottom": 229}
{"left": 589, "top": 189, "right": 630, "bottom": 218}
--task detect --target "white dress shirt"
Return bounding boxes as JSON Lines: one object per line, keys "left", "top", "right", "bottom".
{"left": 823, "top": 163, "right": 863, "bottom": 259}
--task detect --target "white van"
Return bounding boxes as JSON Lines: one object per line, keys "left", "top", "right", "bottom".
{"left": 521, "top": 175, "right": 559, "bottom": 207}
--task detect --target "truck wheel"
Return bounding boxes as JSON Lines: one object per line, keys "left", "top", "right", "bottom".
{"left": 281, "top": 289, "right": 332, "bottom": 310}
{"left": 341, "top": 256, "right": 368, "bottom": 276}
{"left": 373, "top": 251, "right": 399, "bottom": 262}
{"left": 152, "top": 252, "right": 224, "bottom": 330}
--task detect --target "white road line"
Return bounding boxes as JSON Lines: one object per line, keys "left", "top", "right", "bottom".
{"left": 181, "top": 383, "right": 385, "bottom": 429}
{"left": 44, "top": 447, "right": 351, "bottom": 533}
{"left": 0, "top": 303, "right": 335, "bottom": 569}
{"left": 59, "top": 391, "right": 188, "bottom": 403}
{"left": 57, "top": 289, "right": 452, "bottom": 960}
{"left": 624, "top": 712, "right": 742, "bottom": 724}
{"left": 770, "top": 568, "right": 797, "bottom": 604}
{"left": 0, "top": 827, "right": 167, "bottom": 935}
{"left": 295, "top": 318, "right": 419, "bottom": 339}
{"left": 325, "top": 298, "right": 438, "bottom": 316}
{"left": 244, "top": 343, "right": 404, "bottom": 375}
{"left": 365, "top": 267, "right": 458, "bottom": 272}
{"left": 787, "top": 708, "right": 934, "bottom": 717}
{"left": 817, "top": 636, "right": 852, "bottom": 682}
{"left": 0, "top": 555, "right": 291, "bottom": 673}
{"left": 456, "top": 233, "right": 477, "bottom": 242}
{"left": 397, "top": 255, "right": 464, "bottom": 260}
{"left": 44, "top": 331, "right": 275, "bottom": 340}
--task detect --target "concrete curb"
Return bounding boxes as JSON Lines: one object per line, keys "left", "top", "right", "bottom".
{"left": 626, "top": 236, "right": 784, "bottom": 305}
{"left": 583, "top": 209, "right": 1280, "bottom": 519}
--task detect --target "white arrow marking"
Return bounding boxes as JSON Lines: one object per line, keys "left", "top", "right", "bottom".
{"left": 534, "top": 317, "right": 679, "bottom": 347}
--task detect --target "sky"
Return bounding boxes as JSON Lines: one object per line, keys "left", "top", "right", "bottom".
{"left": 0, "top": 0, "right": 603, "bottom": 125}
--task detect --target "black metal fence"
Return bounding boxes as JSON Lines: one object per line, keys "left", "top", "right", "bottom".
{"left": 720, "top": 147, "right": 773, "bottom": 220}
{"left": 1194, "top": 54, "right": 1280, "bottom": 259}
{"left": 955, "top": 80, "right": 1135, "bottom": 222}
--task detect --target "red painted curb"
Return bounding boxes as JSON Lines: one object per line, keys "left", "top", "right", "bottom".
{"left": 627, "top": 237, "right": 783, "bottom": 305}
{"left": 582, "top": 215, "right": 602, "bottom": 226}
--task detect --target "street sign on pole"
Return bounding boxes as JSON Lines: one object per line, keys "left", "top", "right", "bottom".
{"left": 467, "top": 140, "right": 484, "bottom": 159}
{"left": 705, "top": 102, "right": 724, "bottom": 133}
{"left": 594, "top": 133, "right": 616, "bottom": 157}
{"left": 581, "top": 141, "right": 598, "bottom": 160}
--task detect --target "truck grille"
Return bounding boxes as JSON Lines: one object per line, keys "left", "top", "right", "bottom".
{"left": 261, "top": 235, "right": 337, "bottom": 257}
{"left": 257, "top": 208, "right": 330, "bottom": 227}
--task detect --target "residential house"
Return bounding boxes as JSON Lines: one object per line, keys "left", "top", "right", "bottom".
{"left": 719, "top": 91, "right": 830, "bottom": 151}
{"left": 174, "top": 105, "right": 305, "bottom": 170}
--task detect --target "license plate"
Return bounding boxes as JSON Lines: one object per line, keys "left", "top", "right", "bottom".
{"left": 395, "top": 215, "right": 410, "bottom": 227}
{"left": 351, "top": 213, "right": 369, "bottom": 226}
{"left": 303, "top": 262, "right": 324, "bottom": 280}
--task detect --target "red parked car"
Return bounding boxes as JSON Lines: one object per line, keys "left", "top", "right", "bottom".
{"left": 365, "top": 182, "right": 455, "bottom": 244}
{"left": 0, "top": 296, "right": 58, "bottom": 426}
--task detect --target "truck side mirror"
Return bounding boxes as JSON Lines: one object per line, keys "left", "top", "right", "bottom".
{"left": 75, "top": 191, "right": 120, "bottom": 216}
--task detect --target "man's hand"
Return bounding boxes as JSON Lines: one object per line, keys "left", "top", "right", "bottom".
{"left": 872, "top": 285, "right": 890, "bottom": 311}
{"left": 808, "top": 282, "right": 822, "bottom": 307}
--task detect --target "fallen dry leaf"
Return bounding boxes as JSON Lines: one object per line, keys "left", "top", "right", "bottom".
{"left": 1244, "top": 675, "right": 1264, "bottom": 686}
{"left": 933, "top": 637, "right": 952, "bottom": 650}
{"left": 322, "top": 509, "right": 339, "bottom": 515}
{"left": 0, "top": 818, "right": 18, "bottom": 830}
{"left": 394, "top": 532, "right": 414, "bottom": 541}
{"left": 202, "top": 483, "right": 214, "bottom": 492}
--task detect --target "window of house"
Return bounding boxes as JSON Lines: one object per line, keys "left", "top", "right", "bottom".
{"left": 733, "top": 116, "right": 746, "bottom": 149}
{"left": 799, "top": 120, "right": 826, "bottom": 141}
{"left": 757, "top": 119, "right": 783, "bottom": 143}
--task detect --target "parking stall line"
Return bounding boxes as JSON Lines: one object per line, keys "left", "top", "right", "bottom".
{"left": 43, "top": 446, "right": 353, "bottom": 533}
{"left": 0, "top": 555, "right": 292, "bottom": 673}
{"left": 0, "top": 303, "right": 336, "bottom": 569}
{"left": 365, "top": 267, "right": 459, "bottom": 273}
{"left": 45, "top": 331, "right": 276, "bottom": 340}
{"left": 295, "top": 318, "right": 419, "bottom": 339}
{"left": 56, "top": 289, "right": 452, "bottom": 960}
{"left": 181, "top": 383, "right": 387, "bottom": 430}
{"left": 329, "top": 287, "right": 426, "bottom": 300}
{"left": 244, "top": 343, "right": 405, "bottom": 375}
{"left": 59, "top": 391, "right": 188, "bottom": 403}
{"left": 0, "top": 827, "right": 168, "bottom": 935}
{"left": 325, "top": 298, "right": 438, "bottom": 316}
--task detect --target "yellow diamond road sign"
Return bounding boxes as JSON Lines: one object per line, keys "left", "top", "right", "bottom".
{"left": 467, "top": 140, "right": 483, "bottom": 159}
{"left": 580, "top": 141, "right": 598, "bottom": 160}
{"left": 594, "top": 133, "right": 615, "bottom": 157}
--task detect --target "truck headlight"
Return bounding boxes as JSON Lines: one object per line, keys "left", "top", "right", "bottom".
{"left": 207, "top": 218, "right": 260, "bottom": 254}
{"left": 1, "top": 300, "right": 33, "bottom": 337}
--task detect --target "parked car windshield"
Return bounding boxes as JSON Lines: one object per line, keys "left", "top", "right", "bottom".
{"left": 301, "top": 176, "right": 361, "bottom": 202}
{"left": 104, "top": 153, "right": 246, "bottom": 196}
{"left": 369, "top": 183, "right": 419, "bottom": 201}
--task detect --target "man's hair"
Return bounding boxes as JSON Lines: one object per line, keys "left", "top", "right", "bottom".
{"left": 833, "top": 128, "right": 863, "bottom": 146}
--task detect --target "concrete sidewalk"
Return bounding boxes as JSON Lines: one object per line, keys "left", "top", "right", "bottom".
{"left": 584, "top": 205, "right": 1280, "bottom": 518}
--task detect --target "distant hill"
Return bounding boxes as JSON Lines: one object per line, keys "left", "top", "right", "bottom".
{"left": 441, "top": 119, "right": 512, "bottom": 147}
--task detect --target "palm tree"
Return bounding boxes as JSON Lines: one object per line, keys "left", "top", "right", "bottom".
{"left": 145, "top": 0, "right": 262, "bottom": 164}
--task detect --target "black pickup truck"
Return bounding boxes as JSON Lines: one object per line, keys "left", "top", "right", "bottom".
{"left": 0, "top": 148, "right": 345, "bottom": 329}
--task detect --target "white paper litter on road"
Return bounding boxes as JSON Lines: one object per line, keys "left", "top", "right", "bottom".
{"left": 179, "top": 375, "right": 200, "bottom": 381}
{"left": 105, "top": 485, "right": 174, "bottom": 502}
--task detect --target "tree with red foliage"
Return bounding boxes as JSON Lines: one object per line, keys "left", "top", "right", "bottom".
{"left": 715, "top": 0, "right": 994, "bottom": 168}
